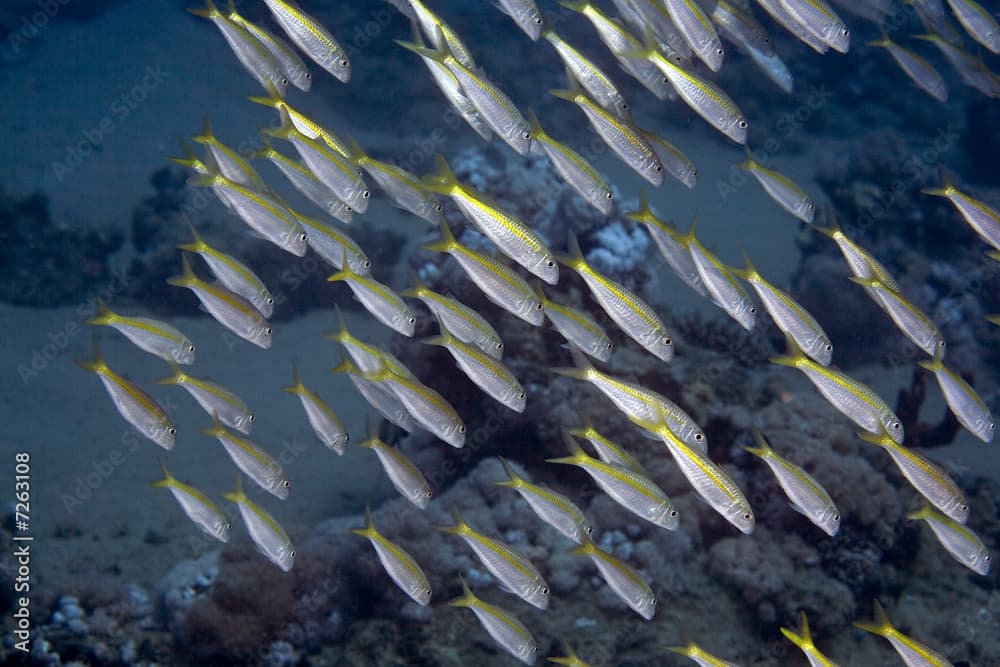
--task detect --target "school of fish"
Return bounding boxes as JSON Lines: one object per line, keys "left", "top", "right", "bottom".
{"left": 74, "top": 0, "right": 1000, "bottom": 664}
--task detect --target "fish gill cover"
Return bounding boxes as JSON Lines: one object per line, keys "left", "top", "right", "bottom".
{"left": 1, "top": 0, "right": 1000, "bottom": 665}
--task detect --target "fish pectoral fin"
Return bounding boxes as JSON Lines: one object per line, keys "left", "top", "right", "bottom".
{"left": 787, "top": 501, "right": 809, "bottom": 518}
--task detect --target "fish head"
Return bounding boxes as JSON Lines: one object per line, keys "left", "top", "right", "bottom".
{"left": 634, "top": 589, "right": 657, "bottom": 620}
{"left": 880, "top": 415, "right": 905, "bottom": 445}
{"left": 722, "top": 111, "right": 749, "bottom": 145}
{"left": 409, "top": 581, "right": 433, "bottom": 606}
{"left": 347, "top": 184, "right": 371, "bottom": 214}
{"left": 817, "top": 506, "right": 842, "bottom": 537}
{"left": 971, "top": 548, "right": 992, "bottom": 576}
{"left": 211, "top": 517, "right": 232, "bottom": 543}
{"left": 347, "top": 253, "right": 373, "bottom": 277}
{"left": 481, "top": 336, "right": 505, "bottom": 359}
{"left": 525, "top": 581, "right": 551, "bottom": 610}
{"left": 942, "top": 496, "right": 970, "bottom": 524}
{"left": 727, "top": 504, "right": 755, "bottom": 535}
{"left": 275, "top": 543, "right": 295, "bottom": 572}
{"left": 392, "top": 310, "right": 418, "bottom": 337}
{"left": 589, "top": 337, "right": 614, "bottom": 363}
{"left": 503, "top": 385, "right": 528, "bottom": 413}
{"left": 734, "top": 298, "right": 757, "bottom": 331}
{"left": 152, "top": 423, "right": 177, "bottom": 450}
{"left": 520, "top": 296, "right": 546, "bottom": 326}
{"left": 410, "top": 486, "right": 433, "bottom": 510}
{"left": 419, "top": 199, "right": 447, "bottom": 226}
{"left": 249, "top": 324, "right": 274, "bottom": 349}
{"left": 587, "top": 184, "right": 615, "bottom": 215}
{"left": 270, "top": 476, "right": 291, "bottom": 500}
{"left": 443, "top": 421, "right": 467, "bottom": 448}
{"left": 652, "top": 503, "right": 680, "bottom": 530}
{"left": 232, "top": 411, "right": 255, "bottom": 434}
{"left": 575, "top": 519, "right": 595, "bottom": 543}
{"left": 641, "top": 155, "right": 666, "bottom": 187}
{"left": 173, "top": 342, "right": 197, "bottom": 365}
{"left": 795, "top": 198, "right": 817, "bottom": 224}
{"left": 973, "top": 415, "right": 996, "bottom": 444}
{"left": 506, "top": 120, "right": 534, "bottom": 156}
{"left": 515, "top": 638, "right": 539, "bottom": 664}
{"left": 282, "top": 228, "right": 309, "bottom": 257}
{"left": 534, "top": 254, "right": 560, "bottom": 285}
{"left": 823, "top": 23, "right": 850, "bottom": 54}
{"left": 644, "top": 330, "right": 674, "bottom": 362}
{"left": 323, "top": 53, "right": 351, "bottom": 84}
{"left": 804, "top": 335, "right": 834, "bottom": 367}
{"left": 681, "top": 427, "right": 707, "bottom": 452}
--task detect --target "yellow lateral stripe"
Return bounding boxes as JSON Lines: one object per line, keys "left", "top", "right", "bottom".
{"left": 113, "top": 316, "right": 185, "bottom": 344}
{"left": 105, "top": 369, "right": 169, "bottom": 420}
{"left": 466, "top": 530, "right": 537, "bottom": 580}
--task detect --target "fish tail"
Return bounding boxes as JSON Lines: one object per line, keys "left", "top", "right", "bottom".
{"left": 326, "top": 249, "right": 356, "bottom": 283}
{"left": 246, "top": 134, "right": 275, "bottom": 160}
{"left": 166, "top": 253, "right": 199, "bottom": 288}
{"left": 495, "top": 457, "right": 523, "bottom": 488}
{"left": 848, "top": 275, "right": 877, "bottom": 289}
{"left": 399, "top": 271, "right": 428, "bottom": 299}
{"left": 921, "top": 164, "right": 955, "bottom": 197}
{"left": 151, "top": 458, "right": 176, "bottom": 489}
{"left": 769, "top": 333, "right": 806, "bottom": 368}
{"left": 74, "top": 336, "right": 106, "bottom": 374}
{"left": 780, "top": 611, "right": 815, "bottom": 650}
{"left": 866, "top": 28, "right": 892, "bottom": 48}
{"left": 325, "top": 305, "right": 351, "bottom": 344}
{"left": 221, "top": 473, "right": 246, "bottom": 504}
{"left": 447, "top": 576, "right": 478, "bottom": 608}
{"left": 625, "top": 189, "right": 655, "bottom": 224}
{"left": 186, "top": 0, "right": 221, "bottom": 19}
{"left": 813, "top": 207, "right": 843, "bottom": 238}
{"left": 905, "top": 503, "right": 934, "bottom": 521}
{"left": 664, "top": 641, "right": 696, "bottom": 657}
{"left": 262, "top": 106, "right": 297, "bottom": 141}
{"left": 176, "top": 222, "right": 209, "bottom": 254}
{"left": 350, "top": 506, "right": 379, "bottom": 539}
{"left": 917, "top": 354, "right": 944, "bottom": 372}
{"left": 531, "top": 279, "right": 548, "bottom": 306}
{"left": 155, "top": 360, "right": 186, "bottom": 385}
{"left": 548, "top": 638, "right": 580, "bottom": 666}
{"left": 168, "top": 138, "right": 203, "bottom": 169}
{"left": 743, "top": 429, "right": 774, "bottom": 458}
{"left": 548, "top": 66, "right": 583, "bottom": 103}
{"left": 281, "top": 361, "right": 305, "bottom": 394}
{"left": 557, "top": 0, "right": 590, "bottom": 14}
{"left": 524, "top": 108, "right": 545, "bottom": 141}
{"left": 422, "top": 219, "right": 458, "bottom": 253}
{"left": 555, "top": 231, "right": 587, "bottom": 270}
{"left": 201, "top": 411, "right": 227, "bottom": 438}
{"left": 344, "top": 136, "right": 366, "bottom": 167}
{"left": 420, "top": 329, "right": 450, "bottom": 348}
{"left": 551, "top": 344, "right": 595, "bottom": 380}
{"left": 566, "top": 534, "right": 596, "bottom": 557}
{"left": 191, "top": 113, "right": 215, "bottom": 146}
{"left": 434, "top": 506, "right": 470, "bottom": 536}
{"left": 727, "top": 249, "right": 757, "bottom": 281}
{"left": 419, "top": 154, "right": 457, "bottom": 194}
{"left": 247, "top": 81, "right": 284, "bottom": 109}
{"left": 86, "top": 299, "right": 117, "bottom": 326}
{"left": 853, "top": 600, "right": 895, "bottom": 638}
{"left": 547, "top": 429, "right": 587, "bottom": 465}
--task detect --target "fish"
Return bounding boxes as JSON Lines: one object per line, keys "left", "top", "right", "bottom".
{"left": 780, "top": 611, "right": 842, "bottom": 667}
{"left": 744, "top": 430, "right": 841, "bottom": 536}
{"left": 944, "top": 0, "right": 1000, "bottom": 54}
{"left": 401, "top": 272, "right": 504, "bottom": 359}
{"left": 261, "top": 0, "right": 350, "bottom": 82}
{"left": 526, "top": 109, "right": 614, "bottom": 214}
{"left": 548, "top": 638, "right": 593, "bottom": 666}
{"left": 156, "top": 361, "right": 254, "bottom": 435}
{"left": 422, "top": 323, "right": 526, "bottom": 412}
{"left": 735, "top": 152, "right": 816, "bottom": 223}
{"left": 178, "top": 224, "right": 274, "bottom": 318}
{"left": 776, "top": 0, "right": 851, "bottom": 53}
{"left": 730, "top": 252, "right": 833, "bottom": 365}
{"left": 568, "top": 536, "right": 657, "bottom": 620}
{"left": 421, "top": 154, "right": 558, "bottom": 283}
{"left": 294, "top": 212, "right": 371, "bottom": 274}
{"left": 858, "top": 430, "right": 968, "bottom": 523}
{"left": 223, "top": 475, "right": 295, "bottom": 572}
{"left": 191, "top": 115, "right": 266, "bottom": 189}
{"left": 912, "top": 32, "right": 1000, "bottom": 98}
{"left": 662, "top": 0, "right": 726, "bottom": 71}
{"left": 814, "top": 212, "right": 900, "bottom": 292}
{"left": 557, "top": 233, "right": 673, "bottom": 362}
{"left": 643, "top": 419, "right": 755, "bottom": 534}
{"left": 282, "top": 363, "right": 349, "bottom": 454}
{"left": 357, "top": 425, "right": 431, "bottom": 509}
{"left": 331, "top": 356, "right": 419, "bottom": 433}
{"left": 186, "top": 169, "right": 308, "bottom": 258}
{"left": 345, "top": 137, "right": 444, "bottom": 225}
{"left": 400, "top": 29, "right": 532, "bottom": 156}
{"left": 325, "top": 306, "right": 415, "bottom": 378}
{"left": 223, "top": 0, "right": 311, "bottom": 91}
{"left": 548, "top": 431, "right": 679, "bottom": 530}
{"left": 203, "top": 413, "right": 290, "bottom": 500}
{"left": 541, "top": 29, "right": 630, "bottom": 119}
{"left": 188, "top": 0, "right": 289, "bottom": 95}
{"left": 496, "top": 457, "right": 593, "bottom": 543}
{"left": 364, "top": 364, "right": 466, "bottom": 448}
{"left": 167, "top": 255, "right": 273, "bottom": 349}
{"left": 681, "top": 220, "right": 757, "bottom": 331}
{"left": 423, "top": 219, "right": 544, "bottom": 326}
{"left": 264, "top": 108, "right": 371, "bottom": 214}
{"left": 448, "top": 578, "right": 538, "bottom": 665}
{"left": 407, "top": 0, "right": 477, "bottom": 69}
{"left": 770, "top": 334, "right": 904, "bottom": 443}
{"left": 570, "top": 414, "right": 647, "bottom": 475}
{"left": 87, "top": 301, "right": 195, "bottom": 365}
{"left": 436, "top": 507, "right": 550, "bottom": 609}
{"left": 854, "top": 599, "right": 956, "bottom": 666}
{"left": 922, "top": 171, "right": 1000, "bottom": 252}
{"left": 327, "top": 257, "right": 416, "bottom": 338}
{"left": 535, "top": 282, "right": 613, "bottom": 362}
{"left": 641, "top": 129, "right": 698, "bottom": 189}
{"left": 248, "top": 85, "right": 353, "bottom": 155}
{"left": 754, "top": 0, "right": 830, "bottom": 54}
{"left": 622, "top": 35, "right": 748, "bottom": 144}
{"left": 849, "top": 277, "right": 945, "bottom": 357}
{"left": 745, "top": 41, "right": 794, "bottom": 93}
{"left": 496, "top": 0, "right": 545, "bottom": 40}
{"left": 868, "top": 32, "right": 948, "bottom": 102}
{"left": 351, "top": 506, "right": 432, "bottom": 605}
{"left": 918, "top": 355, "right": 994, "bottom": 443}
{"left": 711, "top": 0, "right": 777, "bottom": 58}
{"left": 75, "top": 338, "right": 176, "bottom": 450}
{"left": 152, "top": 461, "right": 230, "bottom": 543}
{"left": 907, "top": 504, "right": 991, "bottom": 575}
{"left": 249, "top": 138, "right": 354, "bottom": 224}
{"left": 665, "top": 639, "right": 741, "bottom": 666}
{"left": 549, "top": 73, "right": 665, "bottom": 186}
{"left": 625, "top": 191, "right": 706, "bottom": 296}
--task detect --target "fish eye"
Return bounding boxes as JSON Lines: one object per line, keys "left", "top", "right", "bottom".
{"left": 738, "top": 120, "right": 748, "bottom": 129}
{"left": 534, "top": 17, "right": 543, "bottom": 24}
{"left": 282, "top": 480, "right": 290, "bottom": 488}
{"left": 535, "top": 303, "right": 543, "bottom": 309}
{"left": 891, "top": 421, "right": 901, "bottom": 431}
{"left": 716, "top": 48, "right": 724, "bottom": 55}
{"left": 808, "top": 203, "right": 816, "bottom": 210}
{"left": 650, "top": 597, "right": 657, "bottom": 605}
{"left": 423, "top": 490, "right": 432, "bottom": 498}
{"left": 522, "top": 131, "right": 531, "bottom": 139}
{"left": 743, "top": 513, "right": 752, "bottom": 520}
{"left": 541, "top": 587, "right": 550, "bottom": 595}
{"left": 824, "top": 344, "right": 833, "bottom": 351}
{"left": 408, "top": 317, "right": 416, "bottom": 324}
{"left": 299, "top": 233, "right": 307, "bottom": 242}
{"left": 694, "top": 433, "right": 704, "bottom": 441}
{"left": 989, "top": 423, "right": 995, "bottom": 430}
{"left": 345, "top": 205, "right": 353, "bottom": 212}
{"left": 168, "top": 428, "right": 177, "bottom": 435}
{"left": 669, "top": 509, "right": 678, "bottom": 517}
{"left": 496, "top": 342, "right": 504, "bottom": 350}
{"left": 225, "top": 522, "right": 231, "bottom": 530}
{"left": 290, "top": 550, "right": 296, "bottom": 557}
{"left": 248, "top": 414, "right": 255, "bottom": 422}
{"left": 517, "top": 392, "right": 526, "bottom": 399}
{"left": 188, "top": 345, "right": 196, "bottom": 352}
{"left": 938, "top": 340, "right": 946, "bottom": 347}
{"left": 363, "top": 260, "right": 372, "bottom": 268}
{"left": 304, "top": 72, "right": 312, "bottom": 79}
{"left": 547, "top": 260, "right": 555, "bottom": 267}
{"left": 961, "top": 504, "right": 969, "bottom": 512}
{"left": 280, "top": 77, "right": 289, "bottom": 86}
{"left": 749, "top": 307, "right": 757, "bottom": 314}
{"left": 605, "top": 192, "right": 613, "bottom": 199}
{"left": 340, "top": 59, "right": 349, "bottom": 67}
{"left": 622, "top": 103, "right": 629, "bottom": 110}
{"left": 663, "top": 337, "right": 672, "bottom": 346}
{"left": 435, "top": 204, "right": 443, "bottom": 211}
{"left": 841, "top": 28, "right": 849, "bottom": 36}
{"left": 265, "top": 327, "right": 273, "bottom": 335}
{"left": 459, "top": 425, "right": 467, "bottom": 433}
{"left": 424, "top": 587, "right": 432, "bottom": 595}
{"left": 605, "top": 342, "right": 613, "bottom": 349}
{"left": 833, "top": 514, "right": 841, "bottom": 522}
{"left": 655, "top": 165, "right": 663, "bottom": 172}
{"left": 585, "top": 525, "right": 593, "bottom": 533}
{"left": 362, "top": 190, "right": 370, "bottom": 199}
{"left": 266, "top": 297, "right": 274, "bottom": 305}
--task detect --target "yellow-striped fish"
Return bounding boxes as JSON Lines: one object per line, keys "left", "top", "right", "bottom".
{"left": 682, "top": 220, "right": 757, "bottom": 331}
{"left": 814, "top": 211, "right": 900, "bottom": 292}
{"left": 918, "top": 355, "right": 994, "bottom": 443}
{"left": 248, "top": 84, "right": 352, "bottom": 155}
{"left": 570, "top": 414, "right": 646, "bottom": 475}
{"left": 358, "top": 425, "right": 431, "bottom": 509}
{"left": 854, "top": 600, "right": 955, "bottom": 666}
{"left": 548, "top": 638, "right": 594, "bottom": 666}
{"left": 568, "top": 535, "right": 657, "bottom": 620}
{"left": 922, "top": 171, "right": 1000, "bottom": 252}
{"left": 203, "top": 413, "right": 290, "bottom": 500}
{"left": 345, "top": 137, "right": 444, "bottom": 225}
{"left": 261, "top": 0, "right": 350, "bottom": 82}
{"left": 849, "top": 277, "right": 945, "bottom": 357}
{"left": 157, "top": 361, "right": 254, "bottom": 435}
{"left": 282, "top": 363, "right": 348, "bottom": 454}
{"left": 223, "top": 475, "right": 295, "bottom": 572}
{"left": 448, "top": 578, "right": 538, "bottom": 665}
{"left": 152, "top": 461, "right": 230, "bottom": 543}
{"left": 249, "top": 137, "right": 354, "bottom": 224}
{"left": 402, "top": 273, "right": 504, "bottom": 359}
{"left": 87, "top": 301, "right": 195, "bottom": 365}
{"left": 178, "top": 224, "right": 274, "bottom": 318}
{"left": 351, "top": 506, "right": 432, "bottom": 605}
{"left": 736, "top": 152, "right": 816, "bottom": 223}
{"left": 626, "top": 191, "right": 706, "bottom": 296}
{"left": 907, "top": 504, "right": 991, "bottom": 575}
{"left": 542, "top": 29, "right": 630, "bottom": 119}
{"left": 868, "top": 32, "right": 948, "bottom": 102}
{"left": 224, "top": 0, "right": 311, "bottom": 91}
{"left": 497, "top": 457, "right": 592, "bottom": 543}
{"left": 423, "top": 323, "right": 526, "bottom": 412}
{"left": 781, "top": 611, "right": 842, "bottom": 667}
{"left": 327, "top": 253, "right": 416, "bottom": 337}
{"left": 665, "top": 639, "right": 741, "bottom": 666}
{"left": 364, "top": 364, "right": 466, "bottom": 448}
{"left": 535, "top": 282, "right": 613, "bottom": 362}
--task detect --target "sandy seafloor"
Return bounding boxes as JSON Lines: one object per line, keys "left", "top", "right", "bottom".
{"left": 2, "top": 0, "right": 1000, "bottom": 666}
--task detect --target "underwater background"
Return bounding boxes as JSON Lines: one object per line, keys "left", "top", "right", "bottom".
{"left": 1, "top": 0, "right": 1000, "bottom": 665}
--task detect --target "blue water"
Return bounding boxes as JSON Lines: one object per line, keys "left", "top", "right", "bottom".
{"left": 1, "top": 0, "right": 999, "bottom": 665}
